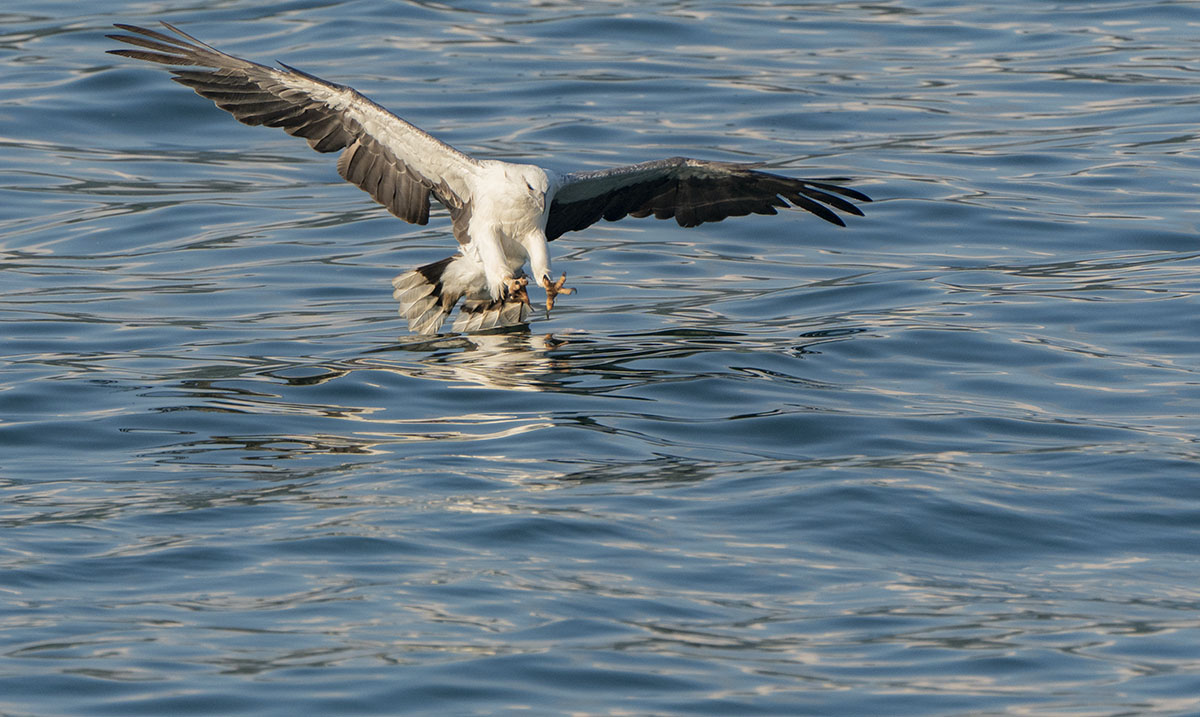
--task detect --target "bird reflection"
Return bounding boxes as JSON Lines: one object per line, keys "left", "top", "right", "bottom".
{"left": 358, "top": 325, "right": 862, "bottom": 395}
{"left": 364, "top": 328, "right": 575, "bottom": 392}
{"left": 134, "top": 326, "right": 861, "bottom": 467}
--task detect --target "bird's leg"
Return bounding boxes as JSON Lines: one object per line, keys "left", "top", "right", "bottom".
{"left": 540, "top": 273, "right": 575, "bottom": 311}
{"left": 503, "top": 275, "right": 530, "bottom": 306}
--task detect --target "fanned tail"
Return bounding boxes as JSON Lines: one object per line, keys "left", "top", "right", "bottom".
{"left": 392, "top": 256, "right": 458, "bottom": 335}
{"left": 392, "top": 256, "right": 532, "bottom": 334}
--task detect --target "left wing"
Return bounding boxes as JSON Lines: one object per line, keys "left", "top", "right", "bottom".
{"left": 546, "top": 157, "right": 869, "bottom": 241}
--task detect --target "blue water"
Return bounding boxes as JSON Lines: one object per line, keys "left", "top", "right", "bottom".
{"left": 4, "top": 1, "right": 1200, "bottom": 714}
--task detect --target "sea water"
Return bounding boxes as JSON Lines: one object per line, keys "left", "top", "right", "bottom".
{"left": 3, "top": 2, "right": 1200, "bottom": 714}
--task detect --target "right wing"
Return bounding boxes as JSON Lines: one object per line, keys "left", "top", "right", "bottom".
{"left": 108, "top": 22, "right": 481, "bottom": 238}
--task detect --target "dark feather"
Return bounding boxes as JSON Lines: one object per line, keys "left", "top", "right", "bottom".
{"left": 107, "top": 22, "right": 470, "bottom": 233}
{"left": 546, "top": 157, "right": 870, "bottom": 240}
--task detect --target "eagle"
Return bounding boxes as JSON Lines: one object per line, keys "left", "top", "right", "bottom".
{"left": 108, "top": 22, "right": 870, "bottom": 334}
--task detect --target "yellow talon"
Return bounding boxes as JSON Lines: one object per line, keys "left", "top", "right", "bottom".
{"left": 541, "top": 272, "right": 575, "bottom": 311}
{"left": 503, "top": 276, "right": 530, "bottom": 306}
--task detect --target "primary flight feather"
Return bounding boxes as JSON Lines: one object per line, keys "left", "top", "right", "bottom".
{"left": 108, "top": 22, "right": 870, "bottom": 334}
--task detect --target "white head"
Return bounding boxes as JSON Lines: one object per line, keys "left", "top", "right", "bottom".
{"left": 514, "top": 163, "right": 550, "bottom": 201}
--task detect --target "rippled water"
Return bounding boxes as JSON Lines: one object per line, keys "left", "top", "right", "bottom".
{"left": 4, "top": 1, "right": 1200, "bottom": 715}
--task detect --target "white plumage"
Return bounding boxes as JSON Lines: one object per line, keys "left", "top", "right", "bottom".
{"left": 109, "top": 22, "right": 870, "bottom": 334}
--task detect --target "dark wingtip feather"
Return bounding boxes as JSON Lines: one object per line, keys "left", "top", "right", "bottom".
{"left": 110, "top": 22, "right": 188, "bottom": 47}
{"left": 155, "top": 20, "right": 220, "bottom": 51}
{"left": 789, "top": 194, "right": 847, "bottom": 226}
{"left": 106, "top": 48, "right": 200, "bottom": 65}
{"left": 106, "top": 33, "right": 188, "bottom": 56}
{"left": 796, "top": 185, "right": 866, "bottom": 217}
{"left": 807, "top": 180, "right": 872, "bottom": 203}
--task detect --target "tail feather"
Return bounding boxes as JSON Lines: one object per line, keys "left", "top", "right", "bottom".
{"left": 392, "top": 256, "right": 456, "bottom": 335}
{"left": 392, "top": 255, "right": 532, "bottom": 335}
{"left": 452, "top": 297, "right": 530, "bottom": 333}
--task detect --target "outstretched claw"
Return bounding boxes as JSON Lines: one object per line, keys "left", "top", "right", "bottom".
{"left": 540, "top": 272, "right": 575, "bottom": 311}
{"left": 503, "top": 276, "right": 531, "bottom": 306}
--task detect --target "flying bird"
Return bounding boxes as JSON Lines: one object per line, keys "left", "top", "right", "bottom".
{"left": 108, "top": 22, "right": 870, "bottom": 334}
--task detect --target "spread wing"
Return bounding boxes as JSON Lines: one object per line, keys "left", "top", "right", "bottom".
{"left": 545, "top": 157, "right": 870, "bottom": 241}
{"left": 107, "top": 22, "right": 481, "bottom": 241}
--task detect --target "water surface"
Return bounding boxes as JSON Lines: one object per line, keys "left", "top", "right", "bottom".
{"left": 3, "top": 1, "right": 1200, "bottom": 715}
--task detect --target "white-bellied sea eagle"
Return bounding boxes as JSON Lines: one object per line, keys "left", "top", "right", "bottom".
{"left": 108, "top": 22, "right": 870, "bottom": 334}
